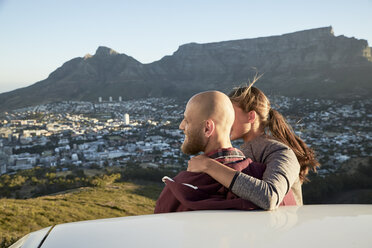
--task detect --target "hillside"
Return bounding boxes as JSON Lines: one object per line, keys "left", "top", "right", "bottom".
{"left": 0, "top": 182, "right": 163, "bottom": 248}
{"left": 0, "top": 26, "right": 371, "bottom": 111}
{"left": 1, "top": 160, "right": 372, "bottom": 247}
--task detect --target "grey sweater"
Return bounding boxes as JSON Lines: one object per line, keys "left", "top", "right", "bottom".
{"left": 231, "top": 135, "right": 302, "bottom": 210}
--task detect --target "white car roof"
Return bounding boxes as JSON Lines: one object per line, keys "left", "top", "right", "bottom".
{"left": 20, "top": 204, "right": 372, "bottom": 248}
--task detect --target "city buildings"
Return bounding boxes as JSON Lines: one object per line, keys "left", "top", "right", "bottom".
{"left": 0, "top": 96, "right": 370, "bottom": 175}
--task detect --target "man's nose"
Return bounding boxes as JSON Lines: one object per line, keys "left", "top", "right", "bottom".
{"left": 179, "top": 120, "right": 184, "bottom": 130}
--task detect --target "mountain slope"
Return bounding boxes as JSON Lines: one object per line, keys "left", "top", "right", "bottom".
{"left": 1, "top": 26, "right": 371, "bottom": 111}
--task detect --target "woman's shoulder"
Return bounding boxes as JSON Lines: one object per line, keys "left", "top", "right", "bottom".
{"left": 247, "top": 134, "right": 290, "bottom": 150}
{"left": 241, "top": 134, "right": 295, "bottom": 163}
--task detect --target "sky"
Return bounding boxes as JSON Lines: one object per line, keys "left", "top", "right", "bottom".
{"left": 0, "top": 0, "right": 371, "bottom": 93}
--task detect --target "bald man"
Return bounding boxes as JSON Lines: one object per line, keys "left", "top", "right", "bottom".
{"left": 176, "top": 91, "right": 242, "bottom": 188}
{"left": 180, "top": 91, "right": 235, "bottom": 156}
{"left": 154, "top": 91, "right": 290, "bottom": 213}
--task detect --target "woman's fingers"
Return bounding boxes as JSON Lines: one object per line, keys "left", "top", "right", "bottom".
{"left": 187, "top": 155, "right": 208, "bottom": 172}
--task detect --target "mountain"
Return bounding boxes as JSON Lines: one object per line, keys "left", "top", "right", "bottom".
{"left": 1, "top": 26, "right": 371, "bottom": 111}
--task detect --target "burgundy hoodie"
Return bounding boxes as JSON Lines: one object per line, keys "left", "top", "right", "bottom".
{"left": 155, "top": 148, "right": 296, "bottom": 213}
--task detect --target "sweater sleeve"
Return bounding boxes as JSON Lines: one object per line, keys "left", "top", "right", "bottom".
{"left": 231, "top": 144, "right": 300, "bottom": 210}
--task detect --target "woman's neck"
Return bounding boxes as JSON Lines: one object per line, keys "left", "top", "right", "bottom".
{"left": 243, "top": 123, "right": 264, "bottom": 143}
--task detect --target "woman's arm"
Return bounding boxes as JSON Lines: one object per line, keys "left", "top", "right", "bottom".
{"left": 187, "top": 154, "right": 237, "bottom": 188}
{"left": 235, "top": 145, "right": 300, "bottom": 210}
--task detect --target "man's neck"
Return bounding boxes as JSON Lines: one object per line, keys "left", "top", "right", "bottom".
{"left": 203, "top": 139, "right": 232, "bottom": 154}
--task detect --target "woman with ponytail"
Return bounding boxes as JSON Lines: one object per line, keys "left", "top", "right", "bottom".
{"left": 187, "top": 81, "right": 319, "bottom": 210}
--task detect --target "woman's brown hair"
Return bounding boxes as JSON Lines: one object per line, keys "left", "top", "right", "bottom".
{"left": 229, "top": 78, "right": 319, "bottom": 182}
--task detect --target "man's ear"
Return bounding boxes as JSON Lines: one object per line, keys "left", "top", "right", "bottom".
{"left": 204, "top": 119, "right": 215, "bottom": 138}
{"left": 247, "top": 111, "right": 256, "bottom": 123}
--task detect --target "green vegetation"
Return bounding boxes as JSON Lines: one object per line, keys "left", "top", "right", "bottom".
{"left": 0, "top": 167, "right": 96, "bottom": 198}
{"left": 121, "top": 163, "right": 178, "bottom": 182}
{"left": 1, "top": 159, "right": 371, "bottom": 247}
{"left": 0, "top": 180, "right": 163, "bottom": 248}
{"left": 0, "top": 164, "right": 175, "bottom": 247}
{"left": 0, "top": 164, "right": 176, "bottom": 199}
{"left": 303, "top": 159, "right": 372, "bottom": 204}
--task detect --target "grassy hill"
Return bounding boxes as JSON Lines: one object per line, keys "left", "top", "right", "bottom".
{"left": 0, "top": 181, "right": 163, "bottom": 248}
{"left": 1, "top": 159, "right": 371, "bottom": 247}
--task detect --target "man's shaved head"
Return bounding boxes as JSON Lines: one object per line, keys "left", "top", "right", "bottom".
{"left": 179, "top": 91, "right": 235, "bottom": 155}
{"left": 187, "top": 91, "right": 235, "bottom": 131}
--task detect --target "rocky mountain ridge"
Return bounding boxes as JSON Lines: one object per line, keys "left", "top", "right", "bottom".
{"left": 1, "top": 26, "right": 371, "bottom": 111}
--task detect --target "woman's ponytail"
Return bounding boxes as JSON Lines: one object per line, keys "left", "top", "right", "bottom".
{"left": 268, "top": 109, "right": 319, "bottom": 183}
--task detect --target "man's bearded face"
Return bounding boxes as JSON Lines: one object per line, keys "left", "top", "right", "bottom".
{"left": 181, "top": 122, "right": 207, "bottom": 155}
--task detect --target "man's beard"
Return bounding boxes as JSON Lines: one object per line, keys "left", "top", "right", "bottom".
{"left": 181, "top": 127, "right": 207, "bottom": 155}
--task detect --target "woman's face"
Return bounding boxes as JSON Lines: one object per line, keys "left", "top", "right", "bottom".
{"left": 230, "top": 103, "right": 250, "bottom": 141}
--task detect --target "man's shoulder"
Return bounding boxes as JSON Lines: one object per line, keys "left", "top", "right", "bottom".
{"left": 227, "top": 156, "right": 253, "bottom": 171}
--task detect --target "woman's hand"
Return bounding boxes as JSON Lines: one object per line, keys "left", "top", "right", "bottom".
{"left": 188, "top": 154, "right": 237, "bottom": 188}
{"left": 187, "top": 154, "right": 211, "bottom": 173}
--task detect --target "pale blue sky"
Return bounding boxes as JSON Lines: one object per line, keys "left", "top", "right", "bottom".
{"left": 0, "top": 0, "right": 371, "bottom": 93}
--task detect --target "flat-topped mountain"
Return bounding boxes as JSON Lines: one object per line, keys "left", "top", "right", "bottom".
{"left": 1, "top": 26, "right": 371, "bottom": 111}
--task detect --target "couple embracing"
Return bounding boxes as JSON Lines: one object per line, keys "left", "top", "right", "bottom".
{"left": 155, "top": 83, "right": 319, "bottom": 213}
